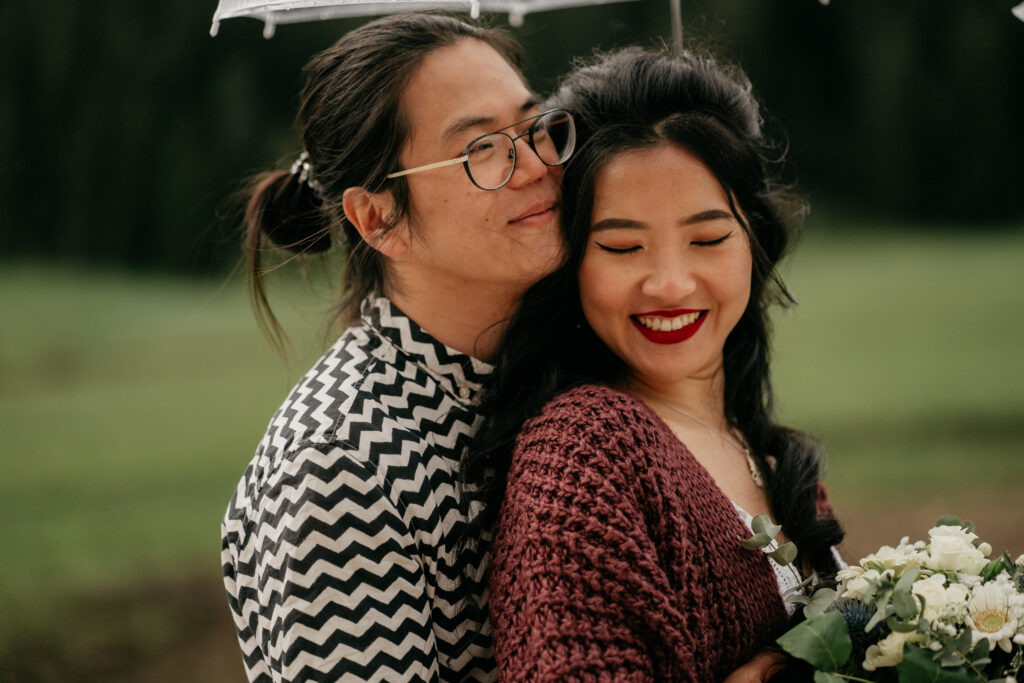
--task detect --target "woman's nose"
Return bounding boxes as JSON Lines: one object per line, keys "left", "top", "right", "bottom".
{"left": 640, "top": 257, "right": 697, "bottom": 300}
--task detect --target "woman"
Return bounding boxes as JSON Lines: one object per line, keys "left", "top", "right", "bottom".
{"left": 462, "top": 47, "right": 845, "bottom": 680}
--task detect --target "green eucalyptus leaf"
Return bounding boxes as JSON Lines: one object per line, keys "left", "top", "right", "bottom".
{"left": 776, "top": 611, "right": 851, "bottom": 671}
{"left": 865, "top": 604, "right": 891, "bottom": 633}
{"left": 938, "top": 653, "right": 962, "bottom": 668}
{"left": 770, "top": 542, "right": 798, "bottom": 566}
{"left": 895, "top": 567, "right": 921, "bottom": 592}
{"left": 750, "top": 513, "right": 782, "bottom": 539}
{"left": 888, "top": 615, "right": 920, "bottom": 633}
{"left": 813, "top": 672, "right": 845, "bottom": 683}
{"left": 741, "top": 532, "right": 772, "bottom": 549}
{"left": 954, "top": 629, "right": 972, "bottom": 656}
{"left": 867, "top": 584, "right": 893, "bottom": 607}
{"left": 804, "top": 588, "right": 838, "bottom": 618}
{"left": 893, "top": 590, "right": 919, "bottom": 620}
{"left": 898, "top": 646, "right": 977, "bottom": 683}
{"left": 786, "top": 593, "right": 810, "bottom": 606}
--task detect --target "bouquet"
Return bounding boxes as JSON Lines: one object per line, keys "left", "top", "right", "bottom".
{"left": 775, "top": 517, "right": 1024, "bottom": 682}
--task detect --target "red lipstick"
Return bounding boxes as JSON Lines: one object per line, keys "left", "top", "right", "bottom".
{"left": 630, "top": 309, "right": 707, "bottom": 345}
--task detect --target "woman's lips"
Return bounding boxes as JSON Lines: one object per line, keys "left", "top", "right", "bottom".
{"left": 630, "top": 309, "right": 707, "bottom": 344}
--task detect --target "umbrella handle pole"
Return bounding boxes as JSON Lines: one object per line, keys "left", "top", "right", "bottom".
{"left": 669, "top": 0, "right": 682, "bottom": 56}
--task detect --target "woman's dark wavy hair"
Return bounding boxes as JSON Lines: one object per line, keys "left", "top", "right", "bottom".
{"left": 239, "top": 13, "right": 522, "bottom": 352}
{"left": 461, "top": 46, "right": 844, "bottom": 582}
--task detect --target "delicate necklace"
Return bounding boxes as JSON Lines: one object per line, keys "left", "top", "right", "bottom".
{"left": 632, "top": 389, "right": 766, "bottom": 489}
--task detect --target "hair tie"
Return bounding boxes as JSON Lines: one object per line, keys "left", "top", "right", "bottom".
{"left": 290, "top": 150, "right": 324, "bottom": 196}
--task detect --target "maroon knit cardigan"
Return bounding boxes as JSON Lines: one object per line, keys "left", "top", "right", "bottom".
{"left": 488, "top": 385, "right": 797, "bottom": 682}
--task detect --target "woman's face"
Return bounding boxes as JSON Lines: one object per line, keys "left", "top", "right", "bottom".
{"left": 578, "top": 143, "right": 753, "bottom": 390}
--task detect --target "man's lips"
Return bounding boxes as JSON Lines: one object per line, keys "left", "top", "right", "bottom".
{"left": 630, "top": 309, "right": 707, "bottom": 344}
{"left": 509, "top": 201, "right": 555, "bottom": 225}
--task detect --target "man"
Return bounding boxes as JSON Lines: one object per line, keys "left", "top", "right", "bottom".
{"left": 221, "top": 13, "right": 568, "bottom": 682}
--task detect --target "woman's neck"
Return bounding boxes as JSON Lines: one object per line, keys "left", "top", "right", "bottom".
{"left": 624, "top": 371, "right": 729, "bottom": 430}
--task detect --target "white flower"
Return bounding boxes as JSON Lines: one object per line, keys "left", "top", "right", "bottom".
{"left": 912, "top": 573, "right": 949, "bottom": 620}
{"left": 861, "top": 539, "right": 928, "bottom": 572}
{"left": 958, "top": 573, "right": 983, "bottom": 588}
{"left": 967, "top": 579, "right": 1021, "bottom": 653}
{"left": 863, "top": 631, "right": 917, "bottom": 670}
{"left": 843, "top": 569, "right": 881, "bottom": 601}
{"left": 926, "top": 526, "right": 990, "bottom": 574}
{"left": 836, "top": 566, "right": 865, "bottom": 583}
{"left": 943, "top": 582, "right": 972, "bottom": 618}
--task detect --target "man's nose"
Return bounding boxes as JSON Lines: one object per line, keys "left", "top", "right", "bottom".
{"left": 504, "top": 137, "right": 548, "bottom": 188}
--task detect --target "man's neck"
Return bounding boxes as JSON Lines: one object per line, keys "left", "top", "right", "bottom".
{"left": 384, "top": 273, "right": 525, "bottom": 362}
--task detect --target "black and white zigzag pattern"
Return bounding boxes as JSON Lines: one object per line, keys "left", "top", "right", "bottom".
{"left": 222, "top": 296, "right": 496, "bottom": 682}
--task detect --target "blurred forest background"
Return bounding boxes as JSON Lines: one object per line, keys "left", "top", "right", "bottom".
{"left": 1, "top": 1, "right": 1022, "bottom": 680}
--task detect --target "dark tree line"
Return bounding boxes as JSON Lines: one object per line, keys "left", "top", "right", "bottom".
{"left": 1, "top": 0, "right": 1021, "bottom": 273}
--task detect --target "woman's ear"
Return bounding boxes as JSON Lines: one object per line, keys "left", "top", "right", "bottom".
{"left": 342, "top": 187, "right": 408, "bottom": 257}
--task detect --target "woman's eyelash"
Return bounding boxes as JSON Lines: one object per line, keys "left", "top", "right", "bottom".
{"left": 693, "top": 231, "right": 733, "bottom": 247}
{"left": 595, "top": 243, "right": 641, "bottom": 254}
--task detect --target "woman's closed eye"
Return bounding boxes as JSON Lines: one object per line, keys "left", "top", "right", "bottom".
{"left": 692, "top": 230, "right": 734, "bottom": 247}
{"left": 595, "top": 242, "right": 642, "bottom": 254}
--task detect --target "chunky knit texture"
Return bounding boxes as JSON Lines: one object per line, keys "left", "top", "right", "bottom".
{"left": 489, "top": 385, "right": 798, "bottom": 682}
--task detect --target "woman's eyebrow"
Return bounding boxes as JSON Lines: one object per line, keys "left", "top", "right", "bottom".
{"left": 680, "top": 209, "right": 734, "bottom": 226}
{"left": 591, "top": 217, "right": 646, "bottom": 233}
{"left": 591, "top": 209, "right": 734, "bottom": 233}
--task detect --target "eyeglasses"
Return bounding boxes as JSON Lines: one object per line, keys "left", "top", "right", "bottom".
{"left": 385, "top": 109, "right": 576, "bottom": 191}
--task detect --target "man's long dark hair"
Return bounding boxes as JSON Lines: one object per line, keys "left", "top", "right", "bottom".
{"left": 460, "top": 47, "right": 844, "bottom": 583}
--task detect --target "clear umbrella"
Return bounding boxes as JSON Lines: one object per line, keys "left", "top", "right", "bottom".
{"left": 210, "top": 0, "right": 641, "bottom": 38}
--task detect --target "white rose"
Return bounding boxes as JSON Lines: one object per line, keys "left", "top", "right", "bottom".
{"left": 912, "top": 573, "right": 948, "bottom": 620}
{"left": 863, "top": 631, "right": 916, "bottom": 671}
{"left": 927, "top": 526, "right": 988, "bottom": 573}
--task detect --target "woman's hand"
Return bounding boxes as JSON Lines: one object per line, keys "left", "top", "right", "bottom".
{"left": 722, "top": 651, "right": 786, "bottom": 682}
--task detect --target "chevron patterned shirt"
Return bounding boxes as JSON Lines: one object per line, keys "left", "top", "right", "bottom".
{"left": 222, "top": 295, "right": 497, "bottom": 682}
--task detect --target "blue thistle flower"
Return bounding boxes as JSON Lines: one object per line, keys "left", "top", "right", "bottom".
{"left": 832, "top": 598, "right": 886, "bottom": 660}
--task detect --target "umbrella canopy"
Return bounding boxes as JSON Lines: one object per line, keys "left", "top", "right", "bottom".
{"left": 211, "top": 0, "right": 639, "bottom": 37}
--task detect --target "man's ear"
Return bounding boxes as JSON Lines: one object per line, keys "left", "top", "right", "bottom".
{"left": 342, "top": 187, "right": 408, "bottom": 257}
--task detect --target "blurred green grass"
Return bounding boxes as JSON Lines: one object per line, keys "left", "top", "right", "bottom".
{"left": 1, "top": 228, "right": 1022, "bottom": 630}
{"left": 771, "top": 228, "right": 1024, "bottom": 556}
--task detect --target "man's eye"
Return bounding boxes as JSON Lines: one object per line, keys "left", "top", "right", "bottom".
{"left": 693, "top": 231, "right": 733, "bottom": 247}
{"left": 595, "top": 242, "right": 641, "bottom": 254}
{"left": 468, "top": 140, "right": 495, "bottom": 154}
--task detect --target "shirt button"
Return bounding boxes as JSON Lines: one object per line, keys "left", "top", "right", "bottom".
{"left": 459, "top": 387, "right": 471, "bottom": 399}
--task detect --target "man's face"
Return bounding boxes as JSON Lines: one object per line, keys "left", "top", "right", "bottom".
{"left": 392, "top": 39, "right": 563, "bottom": 299}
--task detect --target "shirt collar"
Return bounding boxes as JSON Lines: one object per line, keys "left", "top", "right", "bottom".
{"left": 361, "top": 294, "right": 493, "bottom": 405}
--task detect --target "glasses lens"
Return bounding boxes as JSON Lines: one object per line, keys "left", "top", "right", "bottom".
{"left": 530, "top": 110, "right": 576, "bottom": 166}
{"left": 465, "top": 133, "right": 515, "bottom": 190}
